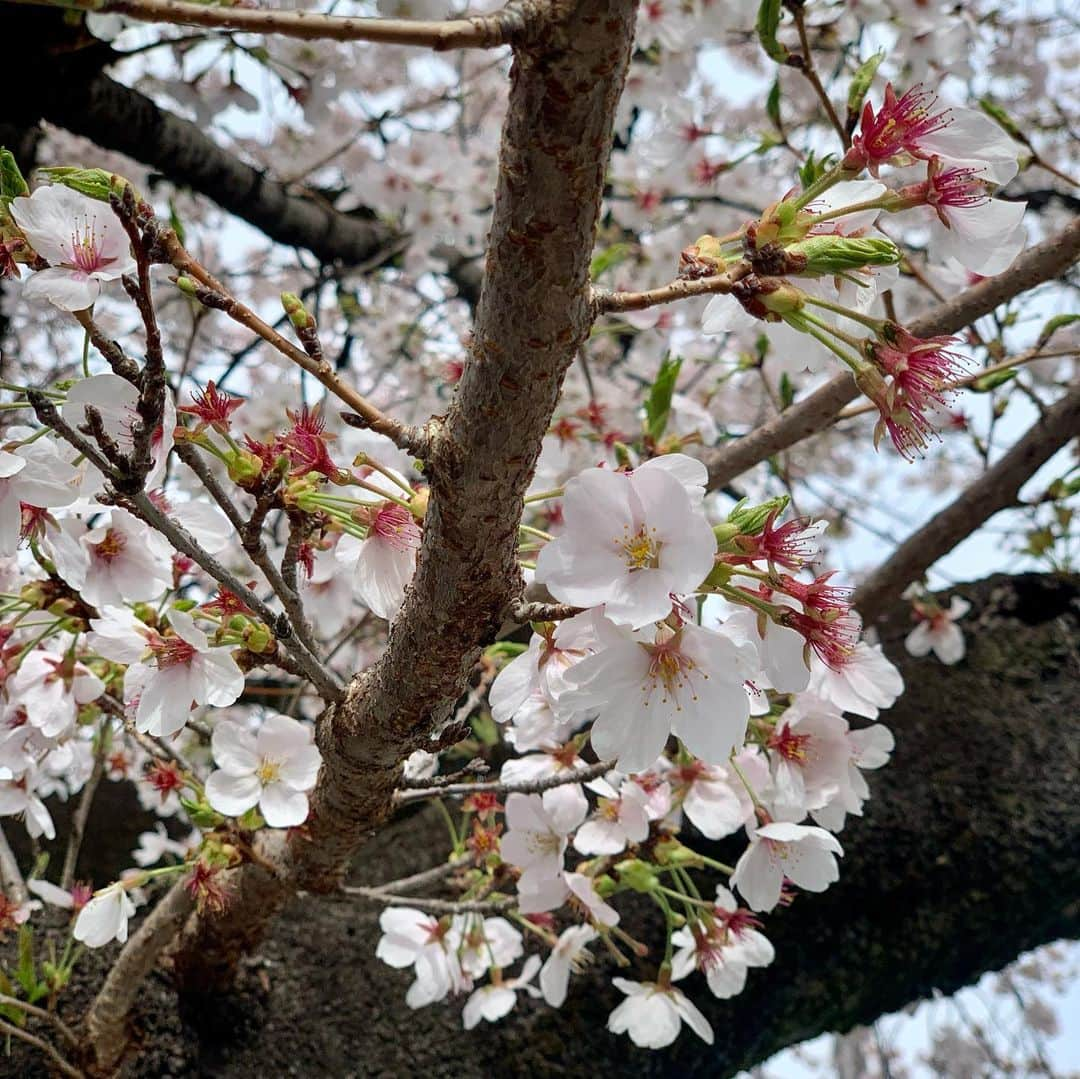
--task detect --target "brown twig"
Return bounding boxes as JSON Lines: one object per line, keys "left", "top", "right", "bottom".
{"left": 0, "top": 1017, "right": 84, "bottom": 1079}
{"left": 702, "top": 216, "right": 1080, "bottom": 492}
{"left": 853, "top": 383, "right": 1080, "bottom": 623}
{"left": 592, "top": 261, "right": 752, "bottom": 314}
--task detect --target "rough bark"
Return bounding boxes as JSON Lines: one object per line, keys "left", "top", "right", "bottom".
{"left": 702, "top": 216, "right": 1080, "bottom": 492}
{"left": 167, "top": 0, "right": 639, "bottom": 998}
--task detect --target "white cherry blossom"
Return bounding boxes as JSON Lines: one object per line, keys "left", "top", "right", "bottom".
{"left": 534, "top": 461, "right": 716, "bottom": 628}
{"left": 540, "top": 924, "right": 598, "bottom": 1007}
{"left": 607, "top": 978, "right": 714, "bottom": 1049}
{"left": 73, "top": 882, "right": 137, "bottom": 948}
{"left": 461, "top": 955, "right": 542, "bottom": 1029}
{"left": 9, "top": 184, "right": 136, "bottom": 310}
{"left": 562, "top": 618, "right": 759, "bottom": 774}
{"left": 731, "top": 821, "right": 844, "bottom": 912}
{"left": 205, "top": 714, "right": 322, "bottom": 827}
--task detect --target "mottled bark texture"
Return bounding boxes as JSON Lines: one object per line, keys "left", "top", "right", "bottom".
{"left": 37, "top": 573, "right": 1080, "bottom": 1078}
{"left": 2, "top": 7, "right": 403, "bottom": 270}
{"left": 703, "top": 215, "right": 1080, "bottom": 493}
{"left": 167, "top": 0, "right": 638, "bottom": 999}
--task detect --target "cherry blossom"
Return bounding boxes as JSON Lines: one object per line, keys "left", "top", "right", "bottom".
{"left": 336, "top": 500, "right": 421, "bottom": 621}
{"left": 905, "top": 595, "right": 972, "bottom": 665}
{"left": 671, "top": 886, "right": 774, "bottom": 998}
{"left": 9, "top": 184, "right": 136, "bottom": 310}
{"left": 461, "top": 955, "right": 542, "bottom": 1029}
{"left": 73, "top": 882, "right": 137, "bottom": 948}
{"left": 204, "top": 714, "right": 322, "bottom": 827}
{"left": 731, "top": 821, "right": 844, "bottom": 912}
{"left": 0, "top": 435, "right": 78, "bottom": 556}
{"left": 500, "top": 791, "right": 586, "bottom": 900}
{"left": 534, "top": 460, "right": 716, "bottom": 628}
{"left": 540, "top": 924, "right": 598, "bottom": 1007}
{"left": 90, "top": 608, "right": 244, "bottom": 737}
{"left": 7, "top": 648, "right": 104, "bottom": 738}
{"left": 607, "top": 978, "right": 714, "bottom": 1049}
{"left": 375, "top": 907, "right": 468, "bottom": 1009}
{"left": 561, "top": 618, "right": 759, "bottom": 774}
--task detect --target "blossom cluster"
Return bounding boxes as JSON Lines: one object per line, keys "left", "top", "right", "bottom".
{"left": 373, "top": 453, "right": 903, "bottom": 1046}
{"left": 696, "top": 82, "right": 1025, "bottom": 460}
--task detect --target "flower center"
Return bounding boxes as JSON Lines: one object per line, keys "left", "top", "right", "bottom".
{"left": 767, "top": 724, "right": 812, "bottom": 762}
{"left": 618, "top": 524, "right": 660, "bottom": 570}
{"left": 66, "top": 219, "right": 115, "bottom": 276}
{"left": 149, "top": 634, "right": 197, "bottom": 670}
{"left": 92, "top": 527, "right": 127, "bottom": 563}
{"left": 371, "top": 503, "right": 422, "bottom": 553}
{"left": 256, "top": 757, "right": 282, "bottom": 784}
{"left": 642, "top": 635, "right": 700, "bottom": 706}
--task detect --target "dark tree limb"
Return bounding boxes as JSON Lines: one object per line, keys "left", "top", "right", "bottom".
{"left": 2, "top": 7, "right": 405, "bottom": 271}
{"left": 38, "top": 72, "right": 405, "bottom": 270}
{"left": 854, "top": 384, "right": 1080, "bottom": 624}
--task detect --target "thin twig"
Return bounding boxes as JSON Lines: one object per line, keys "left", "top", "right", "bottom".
{"left": 0, "top": 825, "right": 28, "bottom": 905}
{"left": 791, "top": 6, "right": 847, "bottom": 145}
{"left": 339, "top": 886, "right": 513, "bottom": 914}
{"left": 0, "top": 1017, "right": 84, "bottom": 1079}
{"left": 0, "top": 994, "right": 79, "bottom": 1048}
{"left": 358, "top": 854, "right": 471, "bottom": 894}
{"left": 394, "top": 759, "right": 612, "bottom": 804}
{"left": 159, "top": 231, "right": 429, "bottom": 456}
{"left": 60, "top": 729, "right": 107, "bottom": 891}
{"left": 592, "top": 261, "right": 751, "bottom": 314}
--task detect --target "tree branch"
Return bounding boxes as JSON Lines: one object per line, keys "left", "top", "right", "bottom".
{"left": 20, "top": 0, "right": 551, "bottom": 48}
{"left": 853, "top": 383, "right": 1080, "bottom": 624}
{"left": 702, "top": 216, "right": 1080, "bottom": 491}
{"left": 83, "top": 877, "right": 196, "bottom": 1073}
{"left": 33, "top": 64, "right": 404, "bottom": 270}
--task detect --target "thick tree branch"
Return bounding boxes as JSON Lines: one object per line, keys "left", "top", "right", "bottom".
{"left": 83, "top": 879, "right": 196, "bottom": 1072}
{"left": 703, "top": 216, "right": 1080, "bottom": 491}
{"left": 29, "top": 60, "right": 404, "bottom": 270}
{"left": 853, "top": 384, "right": 1080, "bottom": 623}
{"left": 18, "top": 0, "right": 551, "bottom": 48}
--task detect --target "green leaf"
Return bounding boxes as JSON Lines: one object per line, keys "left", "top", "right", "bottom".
{"left": 779, "top": 372, "right": 795, "bottom": 410}
{"left": 728, "top": 494, "right": 790, "bottom": 535}
{"left": 797, "top": 151, "right": 838, "bottom": 191}
{"left": 168, "top": 198, "right": 187, "bottom": 246}
{"left": 979, "top": 97, "right": 1028, "bottom": 146}
{"left": 846, "top": 51, "right": 884, "bottom": 120}
{"left": 1036, "top": 313, "right": 1079, "bottom": 348}
{"left": 970, "top": 368, "right": 1017, "bottom": 392}
{"left": 0, "top": 148, "right": 29, "bottom": 205}
{"left": 643, "top": 355, "right": 683, "bottom": 442}
{"left": 485, "top": 641, "right": 528, "bottom": 660}
{"left": 470, "top": 711, "right": 500, "bottom": 747}
{"left": 756, "top": 0, "right": 789, "bottom": 63}
{"left": 237, "top": 806, "right": 265, "bottom": 831}
{"left": 766, "top": 77, "right": 782, "bottom": 131}
{"left": 589, "top": 243, "right": 632, "bottom": 280}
